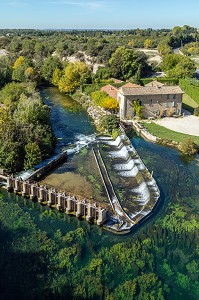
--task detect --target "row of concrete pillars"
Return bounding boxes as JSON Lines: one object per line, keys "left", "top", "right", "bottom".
{"left": 6, "top": 177, "right": 107, "bottom": 226}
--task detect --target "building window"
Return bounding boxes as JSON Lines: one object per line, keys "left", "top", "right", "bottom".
{"left": 167, "top": 95, "right": 170, "bottom": 99}
{"left": 166, "top": 102, "right": 169, "bottom": 108}
{"left": 173, "top": 94, "right": 176, "bottom": 99}
{"left": 149, "top": 99, "right": 153, "bottom": 105}
{"left": 172, "top": 101, "right": 175, "bottom": 107}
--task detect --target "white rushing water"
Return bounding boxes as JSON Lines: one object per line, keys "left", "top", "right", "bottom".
{"left": 131, "top": 182, "right": 150, "bottom": 204}
{"left": 17, "top": 134, "right": 96, "bottom": 181}
{"left": 118, "top": 166, "right": 139, "bottom": 177}
{"left": 109, "top": 145, "right": 130, "bottom": 159}
{"left": 103, "top": 135, "right": 123, "bottom": 147}
{"left": 114, "top": 159, "right": 135, "bottom": 171}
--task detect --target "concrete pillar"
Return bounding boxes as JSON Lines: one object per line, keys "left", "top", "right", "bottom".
{"left": 97, "top": 208, "right": 107, "bottom": 226}
{"left": 47, "top": 190, "right": 56, "bottom": 206}
{"left": 86, "top": 203, "right": 94, "bottom": 222}
{"left": 76, "top": 202, "right": 84, "bottom": 218}
{"left": 56, "top": 192, "right": 62, "bottom": 210}
{"left": 30, "top": 184, "right": 37, "bottom": 200}
{"left": 14, "top": 178, "right": 21, "bottom": 193}
{"left": 22, "top": 182, "right": 30, "bottom": 197}
{"left": 66, "top": 197, "right": 73, "bottom": 213}
{"left": 7, "top": 176, "right": 13, "bottom": 191}
{"left": 38, "top": 187, "right": 46, "bottom": 203}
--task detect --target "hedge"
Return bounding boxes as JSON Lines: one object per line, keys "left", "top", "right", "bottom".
{"left": 179, "top": 78, "right": 199, "bottom": 105}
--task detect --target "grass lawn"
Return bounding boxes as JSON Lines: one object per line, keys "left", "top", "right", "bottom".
{"left": 143, "top": 122, "right": 199, "bottom": 146}
{"left": 182, "top": 93, "right": 198, "bottom": 113}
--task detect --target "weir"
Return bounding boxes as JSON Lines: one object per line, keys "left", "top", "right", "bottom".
{"left": 92, "top": 147, "right": 134, "bottom": 232}
{"left": 3, "top": 176, "right": 107, "bottom": 226}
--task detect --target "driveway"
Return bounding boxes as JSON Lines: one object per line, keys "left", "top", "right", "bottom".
{"left": 154, "top": 115, "right": 199, "bottom": 137}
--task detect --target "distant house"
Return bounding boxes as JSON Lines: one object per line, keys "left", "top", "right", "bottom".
{"left": 100, "top": 80, "right": 183, "bottom": 118}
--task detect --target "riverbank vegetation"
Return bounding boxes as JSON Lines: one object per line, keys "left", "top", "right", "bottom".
{"left": 0, "top": 192, "right": 198, "bottom": 300}
{"left": 143, "top": 122, "right": 199, "bottom": 152}
{"left": 0, "top": 81, "right": 55, "bottom": 172}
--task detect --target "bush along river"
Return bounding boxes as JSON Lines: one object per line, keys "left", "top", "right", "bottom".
{"left": 0, "top": 86, "right": 198, "bottom": 300}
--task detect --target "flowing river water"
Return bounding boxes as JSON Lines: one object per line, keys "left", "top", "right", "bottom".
{"left": 1, "top": 85, "right": 199, "bottom": 246}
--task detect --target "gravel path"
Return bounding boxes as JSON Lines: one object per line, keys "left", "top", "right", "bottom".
{"left": 154, "top": 115, "right": 199, "bottom": 137}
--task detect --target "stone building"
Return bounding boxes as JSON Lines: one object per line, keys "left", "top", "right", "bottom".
{"left": 101, "top": 80, "right": 183, "bottom": 119}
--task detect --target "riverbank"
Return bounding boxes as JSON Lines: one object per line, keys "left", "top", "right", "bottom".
{"left": 72, "top": 91, "right": 111, "bottom": 129}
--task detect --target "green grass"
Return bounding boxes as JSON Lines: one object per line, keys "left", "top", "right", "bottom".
{"left": 182, "top": 93, "right": 198, "bottom": 113}
{"left": 143, "top": 122, "right": 199, "bottom": 146}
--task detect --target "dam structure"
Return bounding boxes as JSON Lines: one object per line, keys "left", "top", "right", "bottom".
{"left": 0, "top": 132, "right": 160, "bottom": 233}
{"left": 0, "top": 175, "right": 107, "bottom": 226}
{"left": 97, "top": 131, "right": 160, "bottom": 231}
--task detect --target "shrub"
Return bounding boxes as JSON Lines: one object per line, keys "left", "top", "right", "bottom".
{"left": 179, "top": 78, "right": 199, "bottom": 105}
{"left": 91, "top": 91, "right": 119, "bottom": 111}
{"left": 100, "top": 115, "right": 119, "bottom": 134}
{"left": 178, "top": 138, "right": 198, "bottom": 155}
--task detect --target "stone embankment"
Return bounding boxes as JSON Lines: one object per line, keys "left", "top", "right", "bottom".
{"left": 73, "top": 92, "right": 111, "bottom": 128}
{"left": 122, "top": 119, "right": 157, "bottom": 142}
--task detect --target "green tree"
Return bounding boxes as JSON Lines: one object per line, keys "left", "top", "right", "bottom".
{"left": 161, "top": 54, "right": 196, "bottom": 78}
{"left": 100, "top": 114, "right": 119, "bottom": 133}
{"left": 109, "top": 46, "right": 148, "bottom": 80}
{"left": 24, "top": 142, "right": 42, "bottom": 170}
{"left": 133, "top": 100, "right": 143, "bottom": 118}
{"left": 144, "top": 38, "right": 152, "bottom": 49}
{"left": 52, "top": 67, "right": 62, "bottom": 86}
{"left": 58, "top": 61, "right": 91, "bottom": 94}
{"left": 41, "top": 56, "right": 62, "bottom": 83}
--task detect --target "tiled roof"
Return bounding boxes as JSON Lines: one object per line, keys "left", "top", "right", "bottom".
{"left": 145, "top": 80, "right": 165, "bottom": 87}
{"left": 122, "top": 82, "right": 141, "bottom": 88}
{"left": 100, "top": 84, "right": 118, "bottom": 99}
{"left": 119, "top": 85, "right": 183, "bottom": 96}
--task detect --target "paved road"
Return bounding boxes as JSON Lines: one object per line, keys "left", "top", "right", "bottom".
{"left": 154, "top": 115, "right": 199, "bottom": 137}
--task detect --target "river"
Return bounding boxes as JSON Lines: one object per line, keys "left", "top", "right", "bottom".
{"left": 0, "top": 86, "right": 198, "bottom": 299}
{"left": 1, "top": 85, "right": 198, "bottom": 236}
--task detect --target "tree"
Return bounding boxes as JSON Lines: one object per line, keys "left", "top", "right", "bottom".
{"left": 0, "top": 140, "right": 22, "bottom": 172}
{"left": 109, "top": 46, "right": 148, "bottom": 80}
{"left": 58, "top": 61, "right": 91, "bottom": 94}
{"left": 100, "top": 115, "right": 119, "bottom": 133}
{"left": 161, "top": 54, "right": 196, "bottom": 78}
{"left": 41, "top": 56, "right": 62, "bottom": 83}
{"left": 157, "top": 40, "right": 173, "bottom": 55}
{"left": 12, "top": 56, "right": 31, "bottom": 82}
{"left": 0, "top": 56, "right": 12, "bottom": 87}
{"left": 52, "top": 67, "right": 62, "bottom": 86}
{"left": 133, "top": 100, "right": 143, "bottom": 118}
{"left": 24, "top": 142, "right": 42, "bottom": 170}
{"left": 144, "top": 38, "right": 152, "bottom": 49}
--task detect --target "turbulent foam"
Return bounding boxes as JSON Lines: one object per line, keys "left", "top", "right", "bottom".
{"left": 104, "top": 136, "right": 123, "bottom": 147}
{"left": 109, "top": 146, "right": 130, "bottom": 159}
{"left": 119, "top": 166, "right": 139, "bottom": 177}
{"left": 114, "top": 159, "right": 135, "bottom": 171}
{"left": 131, "top": 182, "right": 150, "bottom": 204}
{"left": 98, "top": 136, "right": 113, "bottom": 141}
{"left": 134, "top": 158, "right": 146, "bottom": 170}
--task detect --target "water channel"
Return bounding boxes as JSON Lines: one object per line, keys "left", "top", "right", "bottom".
{"left": 1, "top": 85, "right": 199, "bottom": 246}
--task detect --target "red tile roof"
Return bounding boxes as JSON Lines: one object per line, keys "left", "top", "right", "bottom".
{"left": 122, "top": 82, "right": 141, "bottom": 88}
{"left": 100, "top": 84, "right": 118, "bottom": 100}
